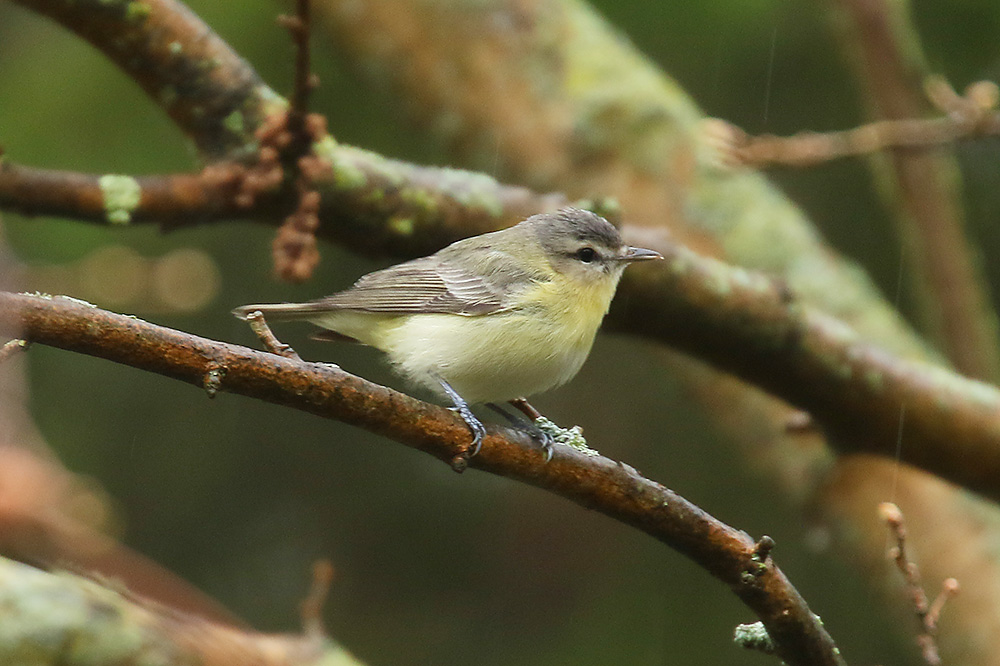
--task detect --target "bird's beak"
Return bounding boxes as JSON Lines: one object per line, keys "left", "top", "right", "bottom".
{"left": 622, "top": 246, "right": 663, "bottom": 262}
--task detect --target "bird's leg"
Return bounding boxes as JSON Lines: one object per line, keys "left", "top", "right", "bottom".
{"left": 499, "top": 399, "right": 555, "bottom": 461}
{"left": 437, "top": 378, "right": 487, "bottom": 459}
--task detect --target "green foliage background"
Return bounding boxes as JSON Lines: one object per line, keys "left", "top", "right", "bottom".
{"left": 2, "top": 1, "right": 1000, "bottom": 664}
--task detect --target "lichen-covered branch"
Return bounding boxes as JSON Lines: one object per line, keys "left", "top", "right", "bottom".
{"left": 0, "top": 291, "right": 844, "bottom": 666}
{"left": 9, "top": 0, "right": 1000, "bottom": 660}
{"left": 0, "top": 161, "right": 252, "bottom": 226}
{"left": 0, "top": 148, "right": 569, "bottom": 259}
{"left": 0, "top": 555, "right": 362, "bottom": 666}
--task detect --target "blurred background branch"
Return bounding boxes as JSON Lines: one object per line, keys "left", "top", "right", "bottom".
{"left": 0, "top": 555, "right": 361, "bottom": 666}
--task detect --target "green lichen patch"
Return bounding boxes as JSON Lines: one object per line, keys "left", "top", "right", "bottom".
{"left": 733, "top": 622, "right": 774, "bottom": 654}
{"left": 125, "top": 1, "right": 151, "bottom": 21}
{"left": 98, "top": 175, "right": 142, "bottom": 225}
{"left": 399, "top": 187, "right": 438, "bottom": 215}
{"left": 328, "top": 153, "right": 367, "bottom": 191}
{"left": 535, "top": 417, "right": 595, "bottom": 456}
{"left": 388, "top": 216, "right": 415, "bottom": 236}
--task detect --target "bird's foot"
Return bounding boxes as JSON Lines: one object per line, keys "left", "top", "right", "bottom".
{"left": 517, "top": 419, "right": 556, "bottom": 461}
{"left": 436, "top": 377, "right": 487, "bottom": 471}
{"left": 447, "top": 404, "right": 487, "bottom": 472}
{"left": 488, "top": 402, "right": 556, "bottom": 461}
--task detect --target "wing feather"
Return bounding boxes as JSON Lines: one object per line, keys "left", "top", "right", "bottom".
{"left": 315, "top": 256, "right": 511, "bottom": 315}
{"left": 234, "top": 244, "right": 546, "bottom": 322}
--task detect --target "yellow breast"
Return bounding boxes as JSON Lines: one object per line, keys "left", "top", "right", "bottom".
{"left": 384, "top": 272, "right": 618, "bottom": 403}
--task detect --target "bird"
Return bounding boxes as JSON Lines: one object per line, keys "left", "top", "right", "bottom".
{"left": 233, "top": 207, "right": 662, "bottom": 459}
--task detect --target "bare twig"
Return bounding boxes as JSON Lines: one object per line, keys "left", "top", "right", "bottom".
{"left": 705, "top": 82, "right": 999, "bottom": 168}
{"left": 271, "top": 0, "right": 324, "bottom": 282}
{"left": 880, "top": 502, "right": 960, "bottom": 665}
{"left": 0, "top": 292, "right": 844, "bottom": 666}
{"left": 244, "top": 311, "right": 301, "bottom": 360}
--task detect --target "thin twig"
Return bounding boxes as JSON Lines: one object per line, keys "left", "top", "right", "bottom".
{"left": 244, "top": 311, "right": 301, "bottom": 360}
{"left": 705, "top": 80, "right": 999, "bottom": 168}
{"left": 268, "top": 0, "right": 324, "bottom": 281}
{"left": 880, "top": 502, "right": 960, "bottom": 665}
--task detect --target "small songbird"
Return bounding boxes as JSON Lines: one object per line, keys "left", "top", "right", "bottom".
{"left": 233, "top": 207, "right": 662, "bottom": 458}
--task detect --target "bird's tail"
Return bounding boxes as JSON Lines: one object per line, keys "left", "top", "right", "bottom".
{"left": 231, "top": 302, "right": 326, "bottom": 322}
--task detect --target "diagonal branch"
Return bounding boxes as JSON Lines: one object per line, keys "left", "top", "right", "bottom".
{"left": 0, "top": 291, "right": 843, "bottom": 666}
{"left": 612, "top": 242, "right": 1000, "bottom": 501}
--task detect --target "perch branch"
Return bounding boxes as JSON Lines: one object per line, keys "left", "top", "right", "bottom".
{"left": 0, "top": 291, "right": 843, "bottom": 666}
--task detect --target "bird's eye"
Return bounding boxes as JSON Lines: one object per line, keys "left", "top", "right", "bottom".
{"left": 576, "top": 247, "right": 597, "bottom": 263}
